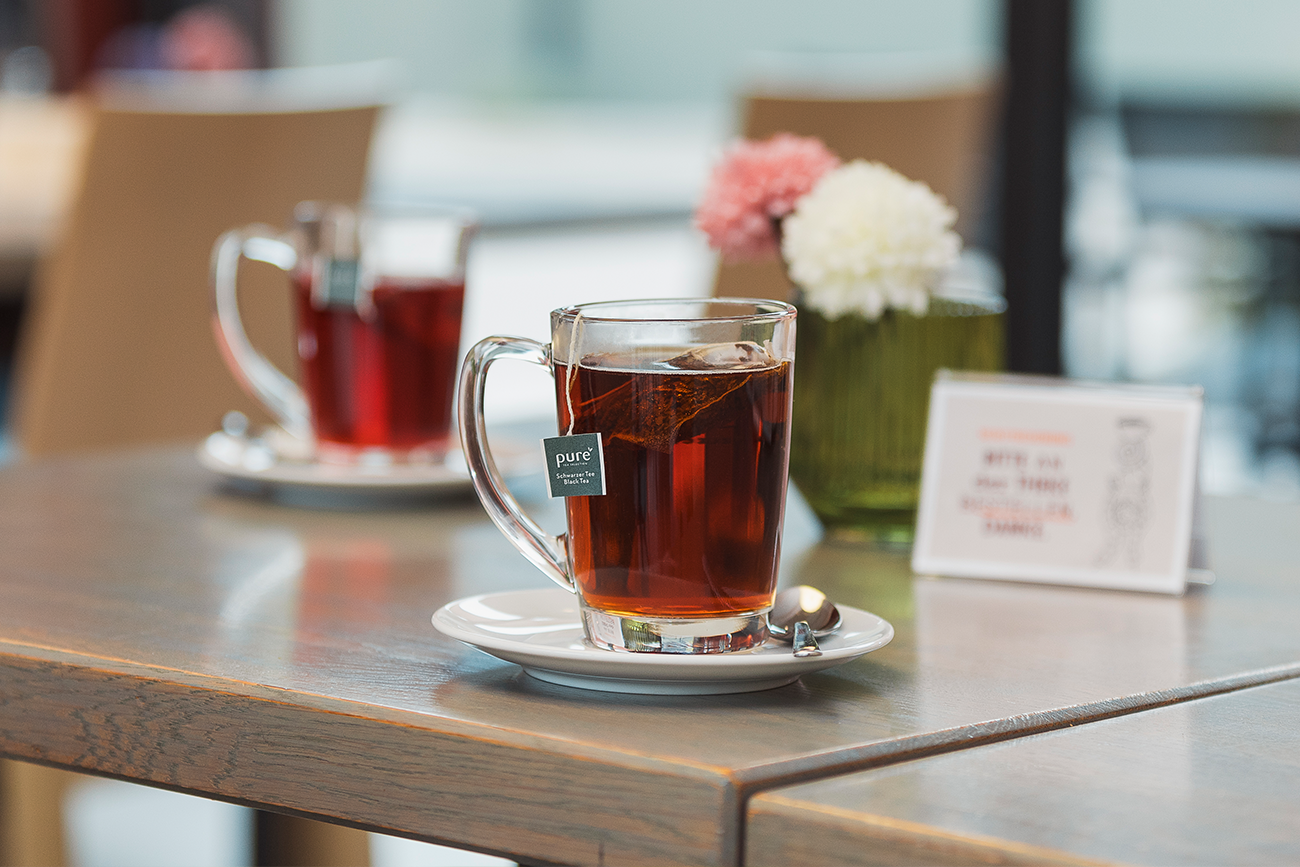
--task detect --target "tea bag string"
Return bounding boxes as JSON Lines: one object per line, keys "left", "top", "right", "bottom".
{"left": 563, "top": 310, "right": 585, "bottom": 437}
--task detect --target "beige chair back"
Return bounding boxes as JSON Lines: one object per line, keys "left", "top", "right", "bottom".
{"left": 4, "top": 69, "right": 387, "bottom": 866}
{"left": 714, "top": 78, "right": 1000, "bottom": 301}
{"left": 10, "top": 71, "right": 383, "bottom": 456}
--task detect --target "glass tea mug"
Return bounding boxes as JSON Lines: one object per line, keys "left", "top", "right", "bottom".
{"left": 460, "top": 298, "right": 797, "bottom": 653}
{"left": 211, "top": 202, "right": 477, "bottom": 465}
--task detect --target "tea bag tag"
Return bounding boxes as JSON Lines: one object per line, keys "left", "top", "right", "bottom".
{"left": 313, "top": 258, "right": 361, "bottom": 308}
{"left": 541, "top": 433, "right": 606, "bottom": 498}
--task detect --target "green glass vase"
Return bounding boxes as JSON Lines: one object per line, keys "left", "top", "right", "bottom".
{"left": 790, "top": 292, "right": 1005, "bottom": 546}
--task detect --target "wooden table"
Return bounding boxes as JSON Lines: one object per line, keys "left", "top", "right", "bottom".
{"left": 1, "top": 447, "right": 1299, "bottom": 866}
{"left": 747, "top": 678, "right": 1300, "bottom": 866}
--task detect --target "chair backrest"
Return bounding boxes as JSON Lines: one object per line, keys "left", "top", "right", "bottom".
{"left": 714, "top": 60, "right": 1001, "bottom": 301}
{"left": 10, "top": 66, "right": 387, "bottom": 456}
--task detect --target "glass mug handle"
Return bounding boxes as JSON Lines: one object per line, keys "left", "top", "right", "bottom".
{"left": 209, "top": 225, "right": 311, "bottom": 441}
{"left": 459, "top": 336, "right": 574, "bottom": 593}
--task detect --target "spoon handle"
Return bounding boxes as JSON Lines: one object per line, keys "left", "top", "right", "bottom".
{"left": 792, "top": 620, "right": 822, "bottom": 658}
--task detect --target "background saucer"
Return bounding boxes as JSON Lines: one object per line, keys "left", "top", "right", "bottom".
{"left": 198, "top": 425, "right": 539, "bottom": 503}
{"left": 432, "top": 587, "right": 894, "bottom": 694}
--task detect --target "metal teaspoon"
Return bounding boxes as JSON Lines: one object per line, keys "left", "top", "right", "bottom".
{"left": 767, "top": 585, "right": 844, "bottom": 658}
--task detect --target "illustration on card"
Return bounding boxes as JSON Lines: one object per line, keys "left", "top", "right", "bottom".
{"left": 1095, "top": 417, "right": 1152, "bottom": 568}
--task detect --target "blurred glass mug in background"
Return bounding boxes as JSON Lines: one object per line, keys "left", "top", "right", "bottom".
{"left": 211, "top": 202, "right": 477, "bottom": 465}
{"left": 460, "top": 299, "right": 797, "bottom": 653}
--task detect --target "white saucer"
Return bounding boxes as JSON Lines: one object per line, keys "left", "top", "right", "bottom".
{"left": 198, "top": 427, "right": 538, "bottom": 498}
{"left": 432, "top": 588, "right": 894, "bottom": 695}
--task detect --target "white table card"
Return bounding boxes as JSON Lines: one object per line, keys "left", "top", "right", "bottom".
{"left": 912, "top": 373, "right": 1204, "bottom": 595}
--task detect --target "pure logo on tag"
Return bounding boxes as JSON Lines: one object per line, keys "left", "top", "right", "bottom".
{"left": 542, "top": 433, "right": 606, "bottom": 498}
{"left": 316, "top": 259, "right": 360, "bottom": 307}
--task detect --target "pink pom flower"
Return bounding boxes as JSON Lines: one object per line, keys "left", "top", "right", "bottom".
{"left": 695, "top": 133, "right": 841, "bottom": 261}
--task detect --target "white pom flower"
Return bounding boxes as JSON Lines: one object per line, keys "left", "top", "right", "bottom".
{"left": 781, "top": 160, "right": 961, "bottom": 320}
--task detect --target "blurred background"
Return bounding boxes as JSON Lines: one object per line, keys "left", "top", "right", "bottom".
{"left": 4, "top": 0, "right": 1300, "bottom": 864}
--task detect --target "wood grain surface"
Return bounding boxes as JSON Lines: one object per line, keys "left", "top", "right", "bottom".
{"left": 1, "top": 448, "right": 1299, "bottom": 865}
{"left": 747, "top": 679, "right": 1300, "bottom": 866}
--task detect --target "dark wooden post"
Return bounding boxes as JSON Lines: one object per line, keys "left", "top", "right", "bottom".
{"left": 1000, "top": 0, "right": 1073, "bottom": 375}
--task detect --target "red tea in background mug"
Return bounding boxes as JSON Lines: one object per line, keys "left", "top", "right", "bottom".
{"left": 294, "top": 274, "right": 464, "bottom": 461}
{"left": 212, "top": 202, "right": 477, "bottom": 465}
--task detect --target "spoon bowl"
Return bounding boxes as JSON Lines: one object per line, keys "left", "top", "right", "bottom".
{"left": 768, "top": 585, "right": 843, "bottom": 651}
